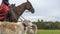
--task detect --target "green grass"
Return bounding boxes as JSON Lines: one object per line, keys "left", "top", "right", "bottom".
{"left": 37, "top": 30, "right": 60, "bottom": 34}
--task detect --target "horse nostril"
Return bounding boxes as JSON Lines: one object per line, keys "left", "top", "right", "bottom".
{"left": 32, "top": 9, "right": 34, "bottom": 13}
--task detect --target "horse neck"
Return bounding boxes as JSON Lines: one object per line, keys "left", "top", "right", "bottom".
{"left": 17, "top": 3, "right": 26, "bottom": 16}
{"left": 13, "top": 3, "right": 26, "bottom": 21}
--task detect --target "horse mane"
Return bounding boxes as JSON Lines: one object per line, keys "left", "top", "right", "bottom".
{"left": 15, "top": 2, "right": 27, "bottom": 8}
{"left": 15, "top": 1, "right": 31, "bottom": 8}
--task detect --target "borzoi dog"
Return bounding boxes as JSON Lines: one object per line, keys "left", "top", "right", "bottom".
{"left": 0, "top": 22, "right": 24, "bottom": 34}
{"left": 22, "top": 20, "right": 37, "bottom": 34}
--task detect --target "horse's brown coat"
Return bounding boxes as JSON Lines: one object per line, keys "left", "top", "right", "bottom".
{"left": 8, "top": 0, "right": 34, "bottom": 22}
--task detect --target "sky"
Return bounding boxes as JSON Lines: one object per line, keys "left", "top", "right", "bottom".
{"left": 0, "top": 0, "right": 60, "bottom": 22}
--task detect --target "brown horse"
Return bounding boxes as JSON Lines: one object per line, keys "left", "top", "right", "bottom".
{"left": 7, "top": 0, "right": 35, "bottom": 22}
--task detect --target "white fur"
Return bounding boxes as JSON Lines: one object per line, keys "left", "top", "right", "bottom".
{"left": 0, "top": 22, "right": 24, "bottom": 34}
{"left": 23, "top": 20, "right": 37, "bottom": 34}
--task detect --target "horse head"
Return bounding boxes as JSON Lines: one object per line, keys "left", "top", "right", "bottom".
{"left": 25, "top": 0, "right": 35, "bottom": 13}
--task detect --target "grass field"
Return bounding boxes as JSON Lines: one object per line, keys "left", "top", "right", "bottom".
{"left": 37, "top": 30, "right": 60, "bottom": 34}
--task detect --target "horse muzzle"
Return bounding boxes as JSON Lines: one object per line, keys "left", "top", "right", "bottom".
{"left": 31, "top": 9, "right": 35, "bottom": 14}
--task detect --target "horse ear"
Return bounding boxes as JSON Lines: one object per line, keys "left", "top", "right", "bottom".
{"left": 27, "top": 0, "right": 29, "bottom": 2}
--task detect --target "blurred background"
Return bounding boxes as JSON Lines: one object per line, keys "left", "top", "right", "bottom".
{"left": 0, "top": 0, "right": 60, "bottom": 34}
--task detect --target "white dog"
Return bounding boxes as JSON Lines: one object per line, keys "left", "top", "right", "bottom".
{"left": 0, "top": 20, "right": 37, "bottom": 34}
{"left": 22, "top": 20, "right": 37, "bottom": 34}
{"left": 0, "top": 22, "right": 24, "bottom": 34}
